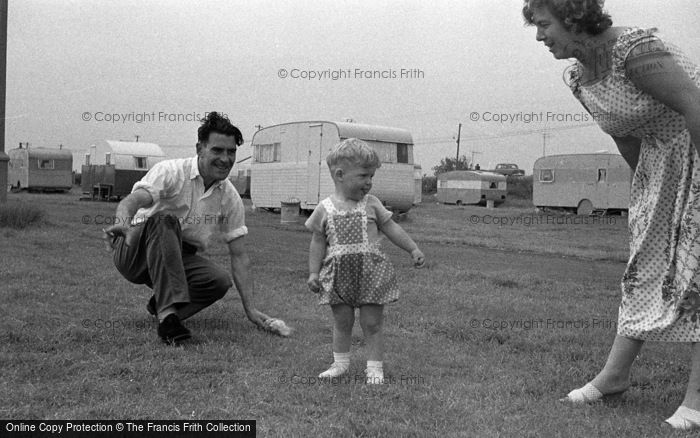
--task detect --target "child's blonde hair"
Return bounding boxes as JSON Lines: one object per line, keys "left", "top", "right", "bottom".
{"left": 326, "top": 138, "right": 381, "bottom": 174}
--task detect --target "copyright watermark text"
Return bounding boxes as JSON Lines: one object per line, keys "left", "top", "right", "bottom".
{"left": 468, "top": 214, "right": 617, "bottom": 226}
{"left": 81, "top": 111, "right": 229, "bottom": 124}
{"left": 81, "top": 214, "right": 228, "bottom": 226}
{"left": 468, "top": 110, "right": 618, "bottom": 124}
{"left": 81, "top": 318, "right": 234, "bottom": 333}
{"left": 277, "top": 67, "right": 424, "bottom": 80}
{"left": 277, "top": 374, "right": 426, "bottom": 385}
{"left": 471, "top": 318, "right": 617, "bottom": 331}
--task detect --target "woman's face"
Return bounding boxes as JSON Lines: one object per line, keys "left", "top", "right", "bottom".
{"left": 531, "top": 6, "right": 584, "bottom": 60}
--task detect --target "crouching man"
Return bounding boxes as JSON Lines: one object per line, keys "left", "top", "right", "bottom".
{"left": 104, "top": 112, "right": 270, "bottom": 344}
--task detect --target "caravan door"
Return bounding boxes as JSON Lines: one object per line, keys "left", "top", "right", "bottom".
{"left": 307, "top": 124, "right": 324, "bottom": 205}
{"left": 593, "top": 155, "right": 610, "bottom": 209}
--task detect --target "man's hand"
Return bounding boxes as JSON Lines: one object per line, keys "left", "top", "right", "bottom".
{"left": 307, "top": 273, "right": 321, "bottom": 293}
{"left": 245, "top": 308, "right": 270, "bottom": 329}
{"left": 102, "top": 225, "right": 130, "bottom": 251}
{"left": 411, "top": 248, "right": 426, "bottom": 268}
{"left": 104, "top": 224, "right": 130, "bottom": 238}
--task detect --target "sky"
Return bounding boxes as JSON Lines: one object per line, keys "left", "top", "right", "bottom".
{"left": 5, "top": 0, "right": 700, "bottom": 174}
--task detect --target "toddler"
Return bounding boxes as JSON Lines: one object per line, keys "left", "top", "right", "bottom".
{"left": 305, "top": 138, "right": 425, "bottom": 384}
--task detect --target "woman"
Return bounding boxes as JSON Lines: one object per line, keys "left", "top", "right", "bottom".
{"left": 523, "top": 0, "right": 700, "bottom": 430}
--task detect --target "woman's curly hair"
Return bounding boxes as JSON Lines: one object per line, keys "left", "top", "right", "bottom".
{"left": 522, "top": 0, "right": 612, "bottom": 35}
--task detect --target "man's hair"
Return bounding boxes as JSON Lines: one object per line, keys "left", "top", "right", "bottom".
{"left": 197, "top": 112, "right": 244, "bottom": 146}
{"left": 522, "top": 0, "right": 612, "bottom": 35}
{"left": 326, "top": 138, "right": 381, "bottom": 173}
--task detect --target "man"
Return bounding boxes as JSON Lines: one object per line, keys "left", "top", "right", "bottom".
{"left": 104, "top": 112, "right": 270, "bottom": 344}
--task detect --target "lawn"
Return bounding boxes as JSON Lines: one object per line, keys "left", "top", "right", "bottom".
{"left": 0, "top": 189, "right": 694, "bottom": 437}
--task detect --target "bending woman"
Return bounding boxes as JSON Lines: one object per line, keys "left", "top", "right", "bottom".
{"left": 523, "top": 0, "right": 700, "bottom": 430}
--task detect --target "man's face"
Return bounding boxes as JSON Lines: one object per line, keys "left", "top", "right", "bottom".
{"left": 197, "top": 132, "right": 237, "bottom": 183}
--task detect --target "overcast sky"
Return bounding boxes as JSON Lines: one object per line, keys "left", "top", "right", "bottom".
{"left": 5, "top": 0, "right": 700, "bottom": 173}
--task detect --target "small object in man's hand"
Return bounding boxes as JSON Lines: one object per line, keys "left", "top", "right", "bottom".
{"left": 263, "top": 318, "right": 293, "bottom": 337}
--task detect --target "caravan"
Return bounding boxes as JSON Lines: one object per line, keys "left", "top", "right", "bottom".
{"left": 250, "top": 121, "right": 417, "bottom": 212}
{"left": 8, "top": 145, "right": 73, "bottom": 191}
{"left": 436, "top": 170, "right": 507, "bottom": 205}
{"left": 81, "top": 140, "right": 165, "bottom": 200}
{"left": 533, "top": 153, "right": 632, "bottom": 214}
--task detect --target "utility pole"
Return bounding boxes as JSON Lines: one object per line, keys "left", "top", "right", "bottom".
{"left": 455, "top": 123, "right": 462, "bottom": 163}
{"left": 135, "top": 135, "right": 140, "bottom": 142}
{"left": 0, "top": 0, "right": 8, "bottom": 203}
{"left": 542, "top": 131, "right": 550, "bottom": 157}
{"left": 470, "top": 150, "right": 482, "bottom": 168}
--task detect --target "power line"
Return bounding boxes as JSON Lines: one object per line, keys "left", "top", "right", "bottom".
{"left": 413, "top": 122, "right": 598, "bottom": 145}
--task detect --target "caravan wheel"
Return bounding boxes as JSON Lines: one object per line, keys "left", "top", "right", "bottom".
{"left": 576, "top": 199, "right": 593, "bottom": 216}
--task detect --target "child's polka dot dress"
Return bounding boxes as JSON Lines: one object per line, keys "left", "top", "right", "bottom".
{"left": 315, "top": 196, "right": 399, "bottom": 307}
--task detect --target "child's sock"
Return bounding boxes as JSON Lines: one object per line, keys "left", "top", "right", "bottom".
{"left": 366, "top": 360, "right": 384, "bottom": 384}
{"left": 319, "top": 352, "right": 350, "bottom": 378}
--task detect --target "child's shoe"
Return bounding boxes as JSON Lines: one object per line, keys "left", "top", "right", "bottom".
{"left": 319, "top": 362, "right": 349, "bottom": 378}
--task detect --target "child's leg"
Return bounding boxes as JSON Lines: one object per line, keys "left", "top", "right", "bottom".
{"left": 331, "top": 304, "right": 355, "bottom": 353}
{"left": 319, "top": 304, "right": 354, "bottom": 378}
{"left": 359, "top": 304, "right": 384, "bottom": 360}
{"left": 360, "top": 304, "right": 385, "bottom": 383}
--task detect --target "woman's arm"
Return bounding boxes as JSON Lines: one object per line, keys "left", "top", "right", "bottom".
{"left": 625, "top": 40, "right": 700, "bottom": 156}
{"left": 611, "top": 135, "right": 642, "bottom": 170}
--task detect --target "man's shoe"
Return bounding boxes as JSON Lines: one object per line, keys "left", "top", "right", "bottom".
{"left": 157, "top": 314, "right": 191, "bottom": 345}
{"left": 146, "top": 295, "right": 156, "bottom": 317}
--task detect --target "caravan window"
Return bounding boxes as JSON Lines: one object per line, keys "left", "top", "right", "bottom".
{"left": 254, "top": 142, "right": 281, "bottom": 163}
{"left": 539, "top": 169, "right": 554, "bottom": 183}
{"left": 397, "top": 143, "right": 409, "bottom": 164}
{"left": 359, "top": 141, "right": 413, "bottom": 164}
{"left": 134, "top": 156, "right": 148, "bottom": 170}
{"left": 364, "top": 141, "right": 394, "bottom": 163}
{"left": 597, "top": 168, "right": 607, "bottom": 182}
{"left": 38, "top": 159, "right": 54, "bottom": 169}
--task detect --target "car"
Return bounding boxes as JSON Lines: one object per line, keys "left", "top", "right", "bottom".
{"left": 492, "top": 163, "right": 525, "bottom": 176}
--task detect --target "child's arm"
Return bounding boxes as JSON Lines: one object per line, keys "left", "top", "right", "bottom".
{"left": 308, "top": 231, "right": 327, "bottom": 292}
{"left": 379, "top": 220, "right": 425, "bottom": 267}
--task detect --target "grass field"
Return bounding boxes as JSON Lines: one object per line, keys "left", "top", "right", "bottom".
{"left": 0, "top": 189, "right": 695, "bottom": 437}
